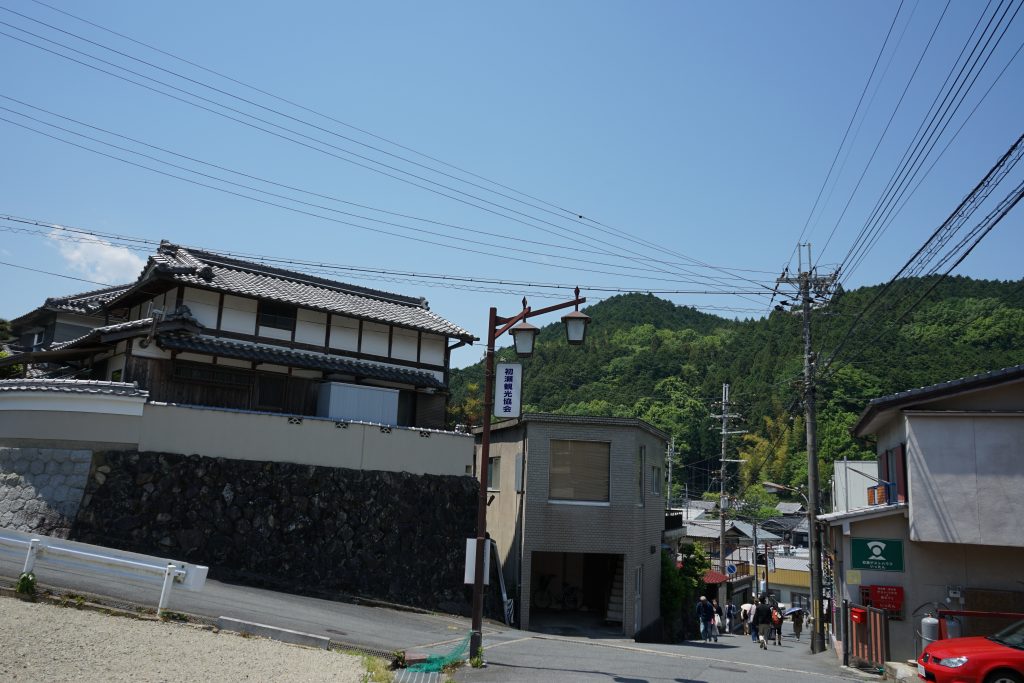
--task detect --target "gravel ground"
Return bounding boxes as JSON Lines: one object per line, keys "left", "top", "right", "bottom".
{"left": 0, "top": 596, "right": 367, "bottom": 682}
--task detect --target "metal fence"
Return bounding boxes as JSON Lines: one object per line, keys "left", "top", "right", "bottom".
{"left": 0, "top": 528, "right": 207, "bottom": 613}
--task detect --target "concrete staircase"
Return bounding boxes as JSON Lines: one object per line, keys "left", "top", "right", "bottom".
{"left": 606, "top": 559, "right": 624, "bottom": 623}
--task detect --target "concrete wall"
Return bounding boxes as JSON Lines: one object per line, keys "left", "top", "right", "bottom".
{"left": 0, "top": 447, "right": 92, "bottom": 538}
{"left": 514, "top": 420, "right": 665, "bottom": 638}
{"left": 831, "top": 509, "right": 1024, "bottom": 663}
{"left": 140, "top": 402, "right": 474, "bottom": 476}
{"left": 905, "top": 414, "right": 1024, "bottom": 546}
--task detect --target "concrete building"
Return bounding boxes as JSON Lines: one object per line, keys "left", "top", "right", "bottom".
{"left": 823, "top": 364, "right": 1024, "bottom": 664}
{"left": 478, "top": 414, "right": 666, "bottom": 638}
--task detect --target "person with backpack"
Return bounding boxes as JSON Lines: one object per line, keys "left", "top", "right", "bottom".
{"left": 771, "top": 605, "right": 784, "bottom": 645}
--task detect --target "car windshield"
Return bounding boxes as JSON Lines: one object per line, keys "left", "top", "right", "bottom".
{"left": 989, "top": 619, "right": 1024, "bottom": 650}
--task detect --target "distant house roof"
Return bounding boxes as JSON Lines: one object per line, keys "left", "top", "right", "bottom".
{"left": 109, "top": 242, "right": 474, "bottom": 341}
{"left": 761, "top": 516, "right": 804, "bottom": 534}
{"left": 775, "top": 502, "right": 805, "bottom": 515}
{"left": 853, "top": 363, "right": 1024, "bottom": 436}
{"left": 683, "top": 519, "right": 782, "bottom": 542}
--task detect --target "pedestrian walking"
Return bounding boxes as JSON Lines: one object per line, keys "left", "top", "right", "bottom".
{"left": 792, "top": 610, "right": 804, "bottom": 640}
{"left": 711, "top": 598, "right": 724, "bottom": 639}
{"left": 696, "top": 596, "right": 716, "bottom": 643}
{"left": 771, "top": 605, "right": 783, "bottom": 645}
{"left": 753, "top": 598, "right": 773, "bottom": 650}
{"left": 748, "top": 601, "right": 758, "bottom": 642}
{"left": 726, "top": 600, "right": 736, "bottom": 634}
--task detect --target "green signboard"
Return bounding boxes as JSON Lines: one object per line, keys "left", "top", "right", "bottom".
{"left": 850, "top": 538, "right": 904, "bottom": 572}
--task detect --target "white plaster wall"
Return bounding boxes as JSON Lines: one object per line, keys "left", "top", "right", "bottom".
{"left": 257, "top": 325, "right": 291, "bottom": 341}
{"left": 361, "top": 322, "right": 389, "bottom": 356}
{"left": 0, "top": 410, "right": 142, "bottom": 450}
{"left": 295, "top": 309, "right": 327, "bottom": 346}
{"left": 420, "top": 334, "right": 445, "bottom": 366}
{"left": 176, "top": 352, "right": 212, "bottom": 364}
{"left": 132, "top": 342, "right": 173, "bottom": 360}
{"left": 329, "top": 317, "right": 359, "bottom": 351}
{"left": 221, "top": 295, "right": 256, "bottom": 334}
{"left": 257, "top": 363, "right": 289, "bottom": 374}
{"left": 391, "top": 327, "right": 418, "bottom": 362}
{"left": 106, "top": 353, "right": 126, "bottom": 381}
{"left": 139, "top": 403, "right": 473, "bottom": 475}
{"left": 907, "top": 414, "right": 1024, "bottom": 546}
{"left": 182, "top": 287, "right": 219, "bottom": 328}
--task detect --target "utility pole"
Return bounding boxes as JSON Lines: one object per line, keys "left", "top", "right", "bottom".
{"left": 666, "top": 437, "right": 674, "bottom": 512}
{"left": 777, "top": 243, "right": 836, "bottom": 655}
{"left": 713, "top": 383, "right": 745, "bottom": 603}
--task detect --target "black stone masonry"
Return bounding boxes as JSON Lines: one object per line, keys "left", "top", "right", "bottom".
{"left": 71, "top": 451, "right": 477, "bottom": 614}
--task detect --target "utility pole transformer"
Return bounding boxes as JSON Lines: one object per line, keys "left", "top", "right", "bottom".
{"left": 777, "top": 243, "right": 836, "bottom": 655}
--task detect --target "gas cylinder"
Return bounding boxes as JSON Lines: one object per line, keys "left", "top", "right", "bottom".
{"left": 921, "top": 615, "right": 939, "bottom": 647}
{"left": 945, "top": 616, "right": 962, "bottom": 639}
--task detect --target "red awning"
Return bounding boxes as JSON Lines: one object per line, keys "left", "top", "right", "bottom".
{"left": 703, "top": 570, "right": 729, "bottom": 584}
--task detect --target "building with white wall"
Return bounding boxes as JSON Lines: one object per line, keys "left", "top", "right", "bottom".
{"left": 824, "top": 364, "right": 1024, "bottom": 664}
{"left": 1, "top": 242, "right": 475, "bottom": 430}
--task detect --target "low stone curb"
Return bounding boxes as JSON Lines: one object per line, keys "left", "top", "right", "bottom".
{"left": 217, "top": 616, "right": 331, "bottom": 650}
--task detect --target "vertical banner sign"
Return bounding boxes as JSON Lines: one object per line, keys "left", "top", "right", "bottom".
{"left": 494, "top": 363, "right": 522, "bottom": 418}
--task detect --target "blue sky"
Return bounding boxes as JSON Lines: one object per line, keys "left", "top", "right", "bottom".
{"left": 1, "top": 1, "right": 1022, "bottom": 368}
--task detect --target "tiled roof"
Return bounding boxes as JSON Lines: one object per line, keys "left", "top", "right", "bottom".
{"left": 51, "top": 318, "right": 156, "bottom": 350}
{"left": 853, "top": 363, "right": 1024, "bottom": 436}
{"left": 683, "top": 520, "right": 782, "bottom": 542}
{"left": 10, "top": 283, "right": 131, "bottom": 327}
{"left": 121, "top": 242, "right": 474, "bottom": 341}
{"left": 46, "top": 284, "right": 133, "bottom": 315}
{"left": 761, "top": 516, "right": 804, "bottom": 533}
{"left": 158, "top": 333, "right": 446, "bottom": 389}
{"left": 775, "top": 502, "right": 805, "bottom": 515}
{"left": 0, "top": 379, "right": 148, "bottom": 397}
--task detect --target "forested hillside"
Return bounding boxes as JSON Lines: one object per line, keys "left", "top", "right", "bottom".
{"left": 448, "top": 276, "right": 1024, "bottom": 504}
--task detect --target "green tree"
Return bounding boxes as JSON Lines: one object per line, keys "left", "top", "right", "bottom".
{"left": 660, "top": 551, "right": 687, "bottom": 642}
{"left": 677, "top": 542, "right": 711, "bottom": 640}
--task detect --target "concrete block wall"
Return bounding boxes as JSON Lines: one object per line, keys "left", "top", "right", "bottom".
{"left": 0, "top": 447, "right": 92, "bottom": 537}
{"left": 519, "top": 420, "right": 666, "bottom": 638}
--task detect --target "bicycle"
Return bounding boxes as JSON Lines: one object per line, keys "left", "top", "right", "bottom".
{"left": 531, "top": 574, "right": 582, "bottom": 610}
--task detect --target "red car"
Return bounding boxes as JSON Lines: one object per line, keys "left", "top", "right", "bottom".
{"left": 918, "top": 619, "right": 1024, "bottom": 683}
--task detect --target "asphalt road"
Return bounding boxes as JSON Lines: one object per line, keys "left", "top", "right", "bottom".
{"left": 1, "top": 552, "right": 870, "bottom": 682}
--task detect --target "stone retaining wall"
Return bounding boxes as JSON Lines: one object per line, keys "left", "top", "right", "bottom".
{"left": 0, "top": 447, "right": 92, "bottom": 538}
{"left": 71, "top": 450, "right": 478, "bottom": 614}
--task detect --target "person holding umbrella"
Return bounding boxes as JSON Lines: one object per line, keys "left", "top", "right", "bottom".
{"left": 790, "top": 608, "right": 804, "bottom": 640}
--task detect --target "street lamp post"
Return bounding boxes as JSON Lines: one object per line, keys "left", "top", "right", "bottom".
{"left": 469, "top": 288, "right": 588, "bottom": 660}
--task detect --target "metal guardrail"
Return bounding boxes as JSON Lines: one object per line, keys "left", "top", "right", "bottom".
{"left": 0, "top": 528, "right": 208, "bottom": 613}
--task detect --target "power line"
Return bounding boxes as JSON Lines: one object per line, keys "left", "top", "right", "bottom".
{"left": 0, "top": 11, "right": 771, "bottom": 295}
{"left": 797, "top": 1, "right": 905, "bottom": 246}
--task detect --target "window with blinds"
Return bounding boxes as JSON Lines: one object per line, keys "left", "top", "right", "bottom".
{"left": 549, "top": 439, "right": 610, "bottom": 502}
